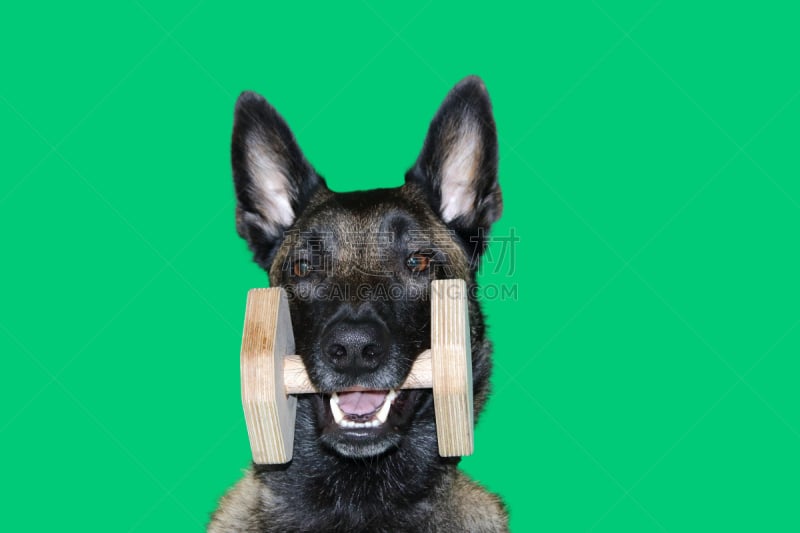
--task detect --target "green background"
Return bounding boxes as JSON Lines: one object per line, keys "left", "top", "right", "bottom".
{"left": 2, "top": 1, "right": 798, "bottom": 531}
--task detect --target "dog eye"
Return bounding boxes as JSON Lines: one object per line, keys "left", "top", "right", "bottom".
{"left": 293, "top": 260, "right": 310, "bottom": 277}
{"left": 406, "top": 253, "right": 431, "bottom": 273}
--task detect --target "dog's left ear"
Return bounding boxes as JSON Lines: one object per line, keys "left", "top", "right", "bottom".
{"left": 405, "top": 76, "right": 502, "bottom": 264}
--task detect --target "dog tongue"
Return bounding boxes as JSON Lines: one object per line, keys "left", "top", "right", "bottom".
{"left": 336, "top": 390, "right": 387, "bottom": 416}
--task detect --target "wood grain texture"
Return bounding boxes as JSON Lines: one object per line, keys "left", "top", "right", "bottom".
{"left": 283, "top": 349, "right": 434, "bottom": 395}
{"left": 240, "top": 288, "right": 296, "bottom": 464}
{"left": 431, "top": 279, "right": 474, "bottom": 456}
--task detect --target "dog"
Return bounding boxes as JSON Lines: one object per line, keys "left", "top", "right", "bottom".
{"left": 209, "top": 76, "right": 508, "bottom": 532}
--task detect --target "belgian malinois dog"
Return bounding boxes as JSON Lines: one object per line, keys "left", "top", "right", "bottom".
{"left": 209, "top": 76, "right": 508, "bottom": 532}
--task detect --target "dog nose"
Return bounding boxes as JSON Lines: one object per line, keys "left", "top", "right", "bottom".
{"left": 321, "top": 320, "right": 388, "bottom": 376}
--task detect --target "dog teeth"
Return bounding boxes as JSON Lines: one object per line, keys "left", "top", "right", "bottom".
{"left": 330, "top": 393, "right": 345, "bottom": 424}
{"left": 331, "top": 389, "right": 397, "bottom": 428}
{"left": 339, "top": 419, "right": 382, "bottom": 429}
{"left": 375, "top": 389, "right": 397, "bottom": 424}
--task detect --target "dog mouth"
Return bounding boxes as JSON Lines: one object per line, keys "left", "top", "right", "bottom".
{"left": 330, "top": 389, "right": 398, "bottom": 429}
{"left": 317, "top": 388, "right": 422, "bottom": 456}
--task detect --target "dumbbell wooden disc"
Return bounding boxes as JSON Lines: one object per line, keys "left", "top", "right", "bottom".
{"left": 240, "top": 288, "right": 296, "bottom": 464}
{"left": 431, "top": 279, "right": 473, "bottom": 456}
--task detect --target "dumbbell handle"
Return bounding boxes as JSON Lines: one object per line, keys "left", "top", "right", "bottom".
{"left": 283, "top": 349, "right": 433, "bottom": 395}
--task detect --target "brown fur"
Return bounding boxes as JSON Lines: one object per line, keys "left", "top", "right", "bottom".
{"left": 209, "top": 469, "right": 508, "bottom": 533}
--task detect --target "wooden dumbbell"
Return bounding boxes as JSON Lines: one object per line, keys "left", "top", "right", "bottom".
{"left": 240, "top": 279, "right": 474, "bottom": 465}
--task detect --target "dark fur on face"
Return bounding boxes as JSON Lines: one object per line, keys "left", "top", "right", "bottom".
{"left": 210, "top": 77, "right": 508, "bottom": 532}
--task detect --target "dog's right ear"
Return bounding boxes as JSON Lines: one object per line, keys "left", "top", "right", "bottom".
{"left": 231, "top": 91, "right": 326, "bottom": 269}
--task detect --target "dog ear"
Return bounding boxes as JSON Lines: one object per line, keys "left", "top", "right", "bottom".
{"left": 232, "top": 91, "right": 326, "bottom": 269}
{"left": 405, "top": 76, "right": 502, "bottom": 263}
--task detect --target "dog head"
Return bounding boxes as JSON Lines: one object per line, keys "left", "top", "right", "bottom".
{"left": 231, "top": 77, "right": 501, "bottom": 459}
